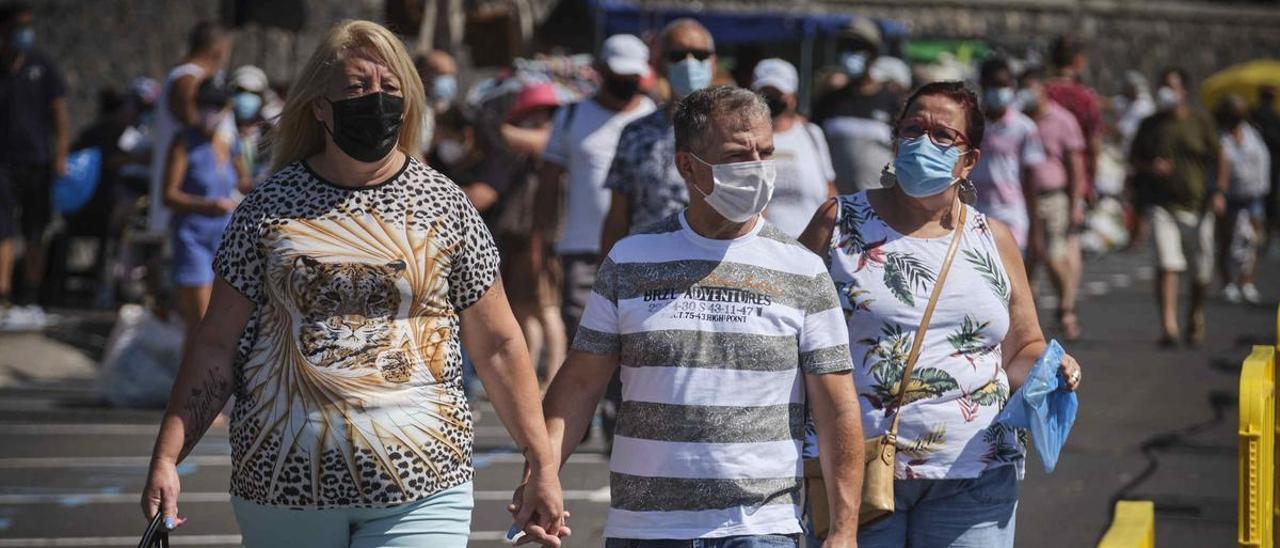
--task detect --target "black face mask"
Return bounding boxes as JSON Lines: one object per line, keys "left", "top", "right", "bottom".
{"left": 764, "top": 95, "right": 788, "bottom": 118}
{"left": 603, "top": 77, "right": 640, "bottom": 102}
{"left": 324, "top": 92, "right": 404, "bottom": 163}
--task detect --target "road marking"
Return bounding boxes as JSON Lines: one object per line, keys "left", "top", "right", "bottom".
{"left": 0, "top": 453, "right": 605, "bottom": 469}
{"left": 0, "top": 489, "right": 611, "bottom": 505}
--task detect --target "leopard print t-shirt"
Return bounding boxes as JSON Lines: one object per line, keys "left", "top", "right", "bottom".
{"left": 213, "top": 156, "right": 499, "bottom": 508}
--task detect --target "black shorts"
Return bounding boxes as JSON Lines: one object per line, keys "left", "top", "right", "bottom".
{"left": 0, "top": 163, "right": 53, "bottom": 240}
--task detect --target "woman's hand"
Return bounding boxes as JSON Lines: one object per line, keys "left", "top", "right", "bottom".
{"left": 508, "top": 471, "right": 572, "bottom": 546}
{"left": 140, "top": 458, "right": 186, "bottom": 530}
{"left": 1059, "top": 353, "right": 1082, "bottom": 392}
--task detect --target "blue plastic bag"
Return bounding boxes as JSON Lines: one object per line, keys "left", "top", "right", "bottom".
{"left": 51, "top": 147, "right": 102, "bottom": 214}
{"left": 996, "top": 339, "right": 1078, "bottom": 473}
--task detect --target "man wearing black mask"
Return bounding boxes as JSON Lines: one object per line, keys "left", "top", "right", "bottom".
{"left": 0, "top": 1, "right": 68, "bottom": 318}
{"left": 751, "top": 58, "right": 836, "bottom": 239}
{"left": 533, "top": 34, "right": 655, "bottom": 349}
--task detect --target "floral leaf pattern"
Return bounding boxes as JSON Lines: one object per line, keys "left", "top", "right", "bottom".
{"left": 970, "top": 379, "right": 1010, "bottom": 407}
{"left": 963, "top": 249, "right": 1010, "bottom": 308}
{"left": 982, "top": 423, "right": 1024, "bottom": 464}
{"left": 882, "top": 251, "right": 936, "bottom": 307}
{"left": 899, "top": 424, "right": 947, "bottom": 459}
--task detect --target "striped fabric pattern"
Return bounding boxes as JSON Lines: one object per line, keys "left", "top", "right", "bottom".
{"left": 572, "top": 211, "right": 852, "bottom": 539}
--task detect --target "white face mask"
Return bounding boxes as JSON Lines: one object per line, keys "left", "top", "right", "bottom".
{"left": 689, "top": 153, "right": 777, "bottom": 223}
{"left": 436, "top": 138, "right": 466, "bottom": 165}
{"left": 1156, "top": 86, "right": 1181, "bottom": 111}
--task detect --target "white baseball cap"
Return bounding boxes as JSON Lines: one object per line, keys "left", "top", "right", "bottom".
{"left": 751, "top": 58, "right": 798, "bottom": 95}
{"left": 600, "top": 34, "right": 651, "bottom": 78}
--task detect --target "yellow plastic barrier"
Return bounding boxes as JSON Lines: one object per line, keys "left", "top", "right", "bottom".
{"left": 1098, "top": 500, "right": 1155, "bottom": 548}
{"left": 1240, "top": 345, "right": 1277, "bottom": 547}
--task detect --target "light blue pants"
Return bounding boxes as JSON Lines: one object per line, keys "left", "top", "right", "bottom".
{"left": 856, "top": 465, "right": 1018, "bottom": 548}
{"left": 231, "top": 481, "right": 473, "bottom": 548}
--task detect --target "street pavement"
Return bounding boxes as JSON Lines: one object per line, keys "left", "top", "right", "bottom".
{"left": 0, "top": 244, "right": 1274, "bottom": 547}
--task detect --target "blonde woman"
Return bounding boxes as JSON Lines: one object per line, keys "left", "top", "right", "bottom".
{"left": 140, "top": 20, "right": 567, "bottom": 547}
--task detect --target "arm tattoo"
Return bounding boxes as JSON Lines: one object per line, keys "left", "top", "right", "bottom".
{"left": 179, "top": 367, "right": 232, "bottom": 459}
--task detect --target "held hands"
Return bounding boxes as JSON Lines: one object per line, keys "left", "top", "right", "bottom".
{"left": 507, "top": 466, "right": 570, "bottom": 546}
{"left": 1058, "top": 353, "right": 1082, "bottom": 392}
{"left": 140, "top": 458, "right": 188, "bottom": 531}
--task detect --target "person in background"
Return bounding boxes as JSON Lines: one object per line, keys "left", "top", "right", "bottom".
{"left": 161, "top": 80, "right": 249, "bottom": 335}
{"left": 230, "top": 65, "right": 269, "bottom": 181}
{"left": 870, "top": 56, "right": 913, "bottom": 97}
{"left": 141, "top": 20, "right": 566, "bottom": 547}
{"left": 1019, "top": 66, "right": 1087, "bottom": 340}
{"left": 799, "top": 80, "right": 1083, "bottom": 548}
{"left": 1112, "top": 71, "right": 1156, "bottom": 155}
{"left": 534, "top": 33, "right": 655, "bottom": 346}
{"left": 534, "top": 85, "right": 864, "bottom": 548}
{"left": 1130, "top": 67, "right": 1228, "bottom": 346}
{"left": 1253, "top": 86, "right": 1280, "bottom": 243}
{"left": 1215, "top": 94, "right": 1270, "bottom": 304}
{"left": 0, "top": 1, "right": 68, "bottom": 322}
{"left": 813, "top": 17, "right": 901, "bottom": 194}
{"left": 751, "top": 58, "right": 837, "bottom": 238}
{"left": 148, "top": 20, "right": 233, "bottom": 234}
{"left": 415, "top": 49, "right": 458, "bottom": 156}
{"left": 1044, "top": 35, "right": 1103, "bottom": 203}
{"left": 970, "top": 57, "right": 1045, "bottom": 250}
{"left": 599, "top": 18, "right": 717, "bottom": 258}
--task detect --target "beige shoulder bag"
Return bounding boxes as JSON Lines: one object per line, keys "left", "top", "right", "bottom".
{"left": 806, "top": 199, "right": 968, "bottom": 536}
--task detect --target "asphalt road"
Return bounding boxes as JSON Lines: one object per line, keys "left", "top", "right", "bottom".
{"left": 0, "top": 243, "right": 1274, "bottom": 547}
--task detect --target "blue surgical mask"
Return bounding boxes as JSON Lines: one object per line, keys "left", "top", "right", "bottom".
{"left": 232, "top": 92, "right": 262, "bottom": 123}
{"left": 892, "top": 137, "right": 968, "bottom": 198}
{"left": 667, "top": 58, "right": 713, "bottom": 99}
{"left": 839, "top": 52, "right": 868, "bottom": 77}
{"left": 984, "top": 87, "right": 1016, "bottom": 111}
{"left": 431, "top": 75, "right": 458, "bottom": 104}
{"left": 11, "top": 26, "right": 33, "bottom": 52}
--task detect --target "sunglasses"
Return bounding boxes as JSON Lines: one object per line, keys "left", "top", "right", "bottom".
{"left": 666, "top": 49, "right": 713, "bottom": 64}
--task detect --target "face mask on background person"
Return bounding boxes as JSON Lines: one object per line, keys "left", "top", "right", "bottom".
{"left": 839, "top": 51, "right": 868, "bottom": 77}
{"left": 232, "top": 92, "right": 262, "bottom": 123}
{"left": 431, "top": 75, "right": 458, "bottom": 104}
{"left": 892, "top": 136, "right": 969, "bottom": 198}
{"left": 984, "top": 87, "right": 1016, "bottom": 112}
{"left": 436, "top": 138, "right": 467, "bottom": 165}
{"left": 689, "top": 154, "right": 777, "bottom": 222}
{"left": 11, "top": 26, "right": 33, "bottom": 52}
{"left": 1014, "top": 88, "right": 1038, "bottom": 112}
{"left": 324, "top": 91, "right": 405, "bottom": 163}
{"left": 1155, "top": 86, "right": 1181, "bottom": 111}
{"left": 603, "top": 76, "right": 640, "bottom": 101}
{"left": 668, "top": 58, "right": 713, "bottom": 99}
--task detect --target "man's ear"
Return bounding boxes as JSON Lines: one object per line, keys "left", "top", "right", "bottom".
{"left": 675, "top": 150, "right": 695, "bottom": 181}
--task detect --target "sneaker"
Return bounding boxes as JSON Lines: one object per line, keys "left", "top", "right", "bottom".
{"left": 1224, "top": 283, "right": 1242, "bottom": 304}
{"left": 0, "top": 305, "right": 49, "bottom": 332}
{"left": 1242, "top": 283, "right": 1262, "bottom": 305}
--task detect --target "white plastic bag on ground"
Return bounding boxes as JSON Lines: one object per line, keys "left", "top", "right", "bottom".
{"left": 97, "top": 304, "right": 185, "bottom": 408}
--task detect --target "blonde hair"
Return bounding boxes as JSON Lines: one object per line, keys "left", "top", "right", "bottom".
{"left": 268, "top": 20, "right": 426, "bottom": 174}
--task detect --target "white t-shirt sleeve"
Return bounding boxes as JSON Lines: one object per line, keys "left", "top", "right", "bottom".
{"left": 571, "top": 255, "right": 621, "bottom": 356}
{"left": 807, "top": 123, "right": 837, "bottom": 183}
{"left": 799, "top": 270, "right": 853, "bottom": 374}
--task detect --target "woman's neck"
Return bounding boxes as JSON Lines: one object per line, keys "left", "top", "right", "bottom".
{"left": 309, "top": 148, "right": 405, "bottom": 188}
{"left": 869, "top": 186, "right": 959, "bottom": 238}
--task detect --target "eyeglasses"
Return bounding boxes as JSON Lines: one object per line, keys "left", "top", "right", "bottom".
{"left": 666, "top": 49, "right": 713, "bottom": 64}
{"left": 896, "top": 118, "right": 969, "bottom": 148}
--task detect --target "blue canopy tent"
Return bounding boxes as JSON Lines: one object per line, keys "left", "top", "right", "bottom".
{"left": 587, "top": 0, "right": 908, "bottom": 108}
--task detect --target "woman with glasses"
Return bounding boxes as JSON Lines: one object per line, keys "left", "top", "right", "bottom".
{"left": 140, "top": 20, "right": 566, "bottom": 547}
{"left": 798, "top": 81, "right": 1083, "bottom": 547}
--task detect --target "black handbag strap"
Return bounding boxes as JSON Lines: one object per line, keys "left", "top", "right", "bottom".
{"left": 138, "top": 513, "right": 170, "bottom": 548}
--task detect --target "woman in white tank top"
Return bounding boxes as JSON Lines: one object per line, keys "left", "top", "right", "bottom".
{"left": 798, "top": 81, "right": 1083, "bottom": 548}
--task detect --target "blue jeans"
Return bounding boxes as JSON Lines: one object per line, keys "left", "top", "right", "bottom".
{"left": 856, "top": 465, "right": 1018, "bottom": 548}
{"left": 231, "top": 481, "right": 473, "bottom": 548}
{"left": 606, "top": 534, "right": 799, "bottom": 548}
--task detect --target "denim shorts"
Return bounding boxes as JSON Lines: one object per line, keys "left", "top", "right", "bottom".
{"left": 231, "top": 481, "right": 473, "bottom": 548}
{"left": 856, "top": 465, "right": 1019, "bottom": 548}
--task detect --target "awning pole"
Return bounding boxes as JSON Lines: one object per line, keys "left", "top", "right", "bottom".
{"left": 800, "top": 29, "right": 814, "bottom": 116}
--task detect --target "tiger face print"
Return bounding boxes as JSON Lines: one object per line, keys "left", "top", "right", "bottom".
{"left": 291, "top": 256, "right": 408, "bottom": 372}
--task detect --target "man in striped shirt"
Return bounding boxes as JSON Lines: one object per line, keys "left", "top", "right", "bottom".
{"left": 530, "top": 86, "right": 864, "bottom": 547}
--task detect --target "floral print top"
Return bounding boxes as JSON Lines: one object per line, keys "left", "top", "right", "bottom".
{"left": 829, "top": 192, "right": 1024, "bottom": 479}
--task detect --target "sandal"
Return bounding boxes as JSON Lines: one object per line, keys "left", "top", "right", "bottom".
{"left": 1058, "top": 309, "right": 1082, "bottom": 342}
{"left": 1184, "top": 311, "right": 1205, "bottom": 347}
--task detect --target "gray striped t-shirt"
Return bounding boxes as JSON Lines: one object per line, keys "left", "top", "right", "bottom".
{"left": 572, "top": 211, "right": 853, "bottom": 539}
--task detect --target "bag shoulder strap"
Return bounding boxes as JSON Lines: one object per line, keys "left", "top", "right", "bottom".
{"left": 888, "top": 198, "right": 968, "bottom": 435}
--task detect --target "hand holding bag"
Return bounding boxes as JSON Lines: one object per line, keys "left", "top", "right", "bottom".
{"left": 807, "top": 198, "right": 968, "bottom": 537}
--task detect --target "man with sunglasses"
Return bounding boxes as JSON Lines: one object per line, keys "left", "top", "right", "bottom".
{"left": 594, "top": 18, "right": 717, "bottom": 450}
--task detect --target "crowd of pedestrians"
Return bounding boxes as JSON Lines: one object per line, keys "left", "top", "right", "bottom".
{"left": 0, "top": 1, "right": 1275, "bottom": 546}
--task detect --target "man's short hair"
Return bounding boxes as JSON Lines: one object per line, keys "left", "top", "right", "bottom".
{"left": 188, "top": 20, "right": 228, "bottom": 56}
{"left": 660, "top": 18, "right": 714, "bottom": 52}
{"left": 673, "top": 85, "right": 769, "bottom": 155}
{"left": 979, "top": 57, "right": 1011, "bottom": 86}
{"left": 1049, "top": 34, "right": 1082, "bottom": 69}
{"left": 1160, "top": 66, "right": 1191, "bottom": 89}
